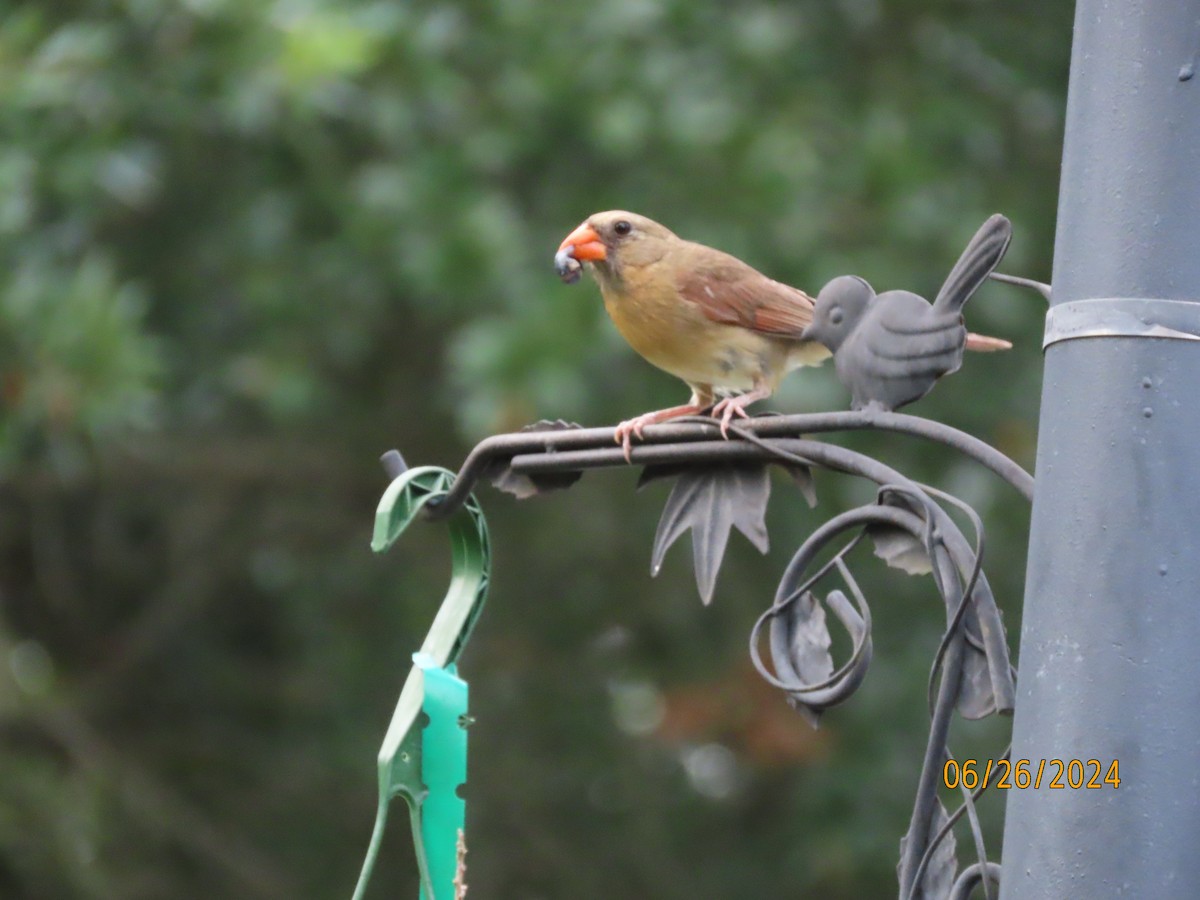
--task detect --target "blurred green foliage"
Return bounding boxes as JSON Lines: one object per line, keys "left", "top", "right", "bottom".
{"left": 0, "top": 0, "right": 1067, "bottom": 897}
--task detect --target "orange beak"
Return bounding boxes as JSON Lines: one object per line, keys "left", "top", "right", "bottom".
{"left": 557, "top": 222, "right": 607, "bottom": 262}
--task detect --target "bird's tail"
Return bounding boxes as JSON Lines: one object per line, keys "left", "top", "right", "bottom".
{"left": 966, "top": 331, "right": 1012, "bottom": 352}
{"left": 932, "top": 214, "right": 1013, "bottom": 315}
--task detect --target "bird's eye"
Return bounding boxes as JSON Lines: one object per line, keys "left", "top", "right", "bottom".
{"left": 614, "top": 220, "right": 632, "bottom": 236}
{"left": 829, "top": 307, "right": 844, "bottom": 325}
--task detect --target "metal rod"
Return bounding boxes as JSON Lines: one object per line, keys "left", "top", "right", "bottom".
{"left": 424, "top": 410, "right": 1032, "bottom": 520}
{"left": 1000, "top": 2, "right": 1200, "bottom": 895}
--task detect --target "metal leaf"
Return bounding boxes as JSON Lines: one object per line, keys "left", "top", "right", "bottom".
{"left": 955, "top": 615, "right": 999, "bottom": 720}
{"left": 956, "top": 650, "right": 997, "bottom": 720}
{"left": 519, "top": 419, "right": 584, "bottom": 432}
{"left": 791, "top": 592, "right": 835, "bottom": 681}
{"left": 487, "top": 420, "right": 584, "bottom": 498}
{"left": 955, "top": 598, "right": 1015, "bottom": 720}
{"left": 650, "top": 465, "right": 771, "bottom": 605}
{"left": 488, "top": 465, "right": 581, "bottom": 499}
{"left": 645, "top": 461, "right": 815, "bottom": 506}
{"left": 636, "top": 463, "right": 691, "bottom": 490}
{"left": 899, "top": 798, "right": 957, "bottom": 900}
{"left": 769, "top": 587, "right": 873, "bottom": 724}
{"left": 785, "top": 591, "right": 834, "bottom": 728}
{"left": 867, "top": 523, "right": 933, "bottom": 575}
{"left": 782, "top": 462, "right": 818, "bottom": 508}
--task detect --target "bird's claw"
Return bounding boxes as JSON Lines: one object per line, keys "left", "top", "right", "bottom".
{"left": 614, "top": 417, "right": 650, "bottom": 463}
{"left": 711, "top": 398, "right": 751, "bottom": 438}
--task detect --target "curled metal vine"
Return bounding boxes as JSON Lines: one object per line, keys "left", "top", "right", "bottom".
{"left": 406, "top": 404, "right": 1029, "bottom": 900}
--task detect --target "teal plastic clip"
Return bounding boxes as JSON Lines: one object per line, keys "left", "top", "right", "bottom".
{"left": 352, "top": 466, "right": 489, "bottom": 900}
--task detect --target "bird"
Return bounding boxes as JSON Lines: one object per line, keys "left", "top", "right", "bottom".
{"left": 801, "top": 213, "right": 1013, "bottom": 411}
{"left": 554, "top": 210, "right": 831, "bottom": 460}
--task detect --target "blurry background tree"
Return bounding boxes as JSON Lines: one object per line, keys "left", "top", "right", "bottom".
{"left": 0, "top": 1, "right": 1066, "bottom": 897}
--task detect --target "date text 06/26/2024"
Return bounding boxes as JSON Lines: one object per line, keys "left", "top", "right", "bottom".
{"left": 943, "top": 759, "right": 1121, "bottom": 791}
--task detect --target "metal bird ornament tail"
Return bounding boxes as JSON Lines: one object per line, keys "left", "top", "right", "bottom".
{"left": 933, "top": 214, "right": 1013, "bottom": 316}
{"left": 940, "top": 215, "right": 1014, "bottom": 353}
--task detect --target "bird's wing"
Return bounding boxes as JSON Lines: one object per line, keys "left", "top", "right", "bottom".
{"left": 675, "top": 248, "right": 814, "bottom": 337}
{"left": 862, "top": 300, "right": 966, "bottom": 378}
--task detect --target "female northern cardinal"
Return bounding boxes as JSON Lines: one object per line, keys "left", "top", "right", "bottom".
{"left": 555, "top": 210, "right": 831, "bottom": 459}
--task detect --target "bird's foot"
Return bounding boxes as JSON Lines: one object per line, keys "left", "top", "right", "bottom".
{"left": 613, "top": 404, "right": 706, "bottom": 463}
{"left": 614, "top": 414, "right": 656, "bottom": 463}
{"left": 711, "top": 394, "right": 761, "bottom": 438}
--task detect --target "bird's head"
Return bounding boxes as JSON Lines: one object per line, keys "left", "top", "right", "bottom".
{"left": 555, "top": 211, "right": 677, "bottom": 287}
{"left": 802, "top": 275, "right": 875, "bottom": 352}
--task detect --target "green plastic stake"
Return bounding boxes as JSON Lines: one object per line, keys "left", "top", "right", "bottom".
{"left": 352, "top": 466, "right": 489, "bottom": 900}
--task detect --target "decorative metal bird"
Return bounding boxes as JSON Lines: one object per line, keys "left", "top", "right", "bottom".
{"left": 801, "top": 214, "right": 1013, "bottom": 411}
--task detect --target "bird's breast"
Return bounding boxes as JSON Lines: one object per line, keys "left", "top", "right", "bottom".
{"left": 602, "top": 281, "right": 786, "bottom": 392}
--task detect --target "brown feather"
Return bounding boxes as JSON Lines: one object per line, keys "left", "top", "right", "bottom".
{"left": 674, "top": 242, "right": 815, "bottom": 337}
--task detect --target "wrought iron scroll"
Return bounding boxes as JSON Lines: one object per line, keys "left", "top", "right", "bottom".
{"left": 415, "top": 408, "right": 1030, "bottom": 900}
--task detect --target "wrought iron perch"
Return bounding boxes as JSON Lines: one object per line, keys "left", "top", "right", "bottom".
{"left": 359, "top": 215, "right": 1034, "bottom": 900}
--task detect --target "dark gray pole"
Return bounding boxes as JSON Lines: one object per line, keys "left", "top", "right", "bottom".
{"left": 1000, "top": 2, "right": 1200, "bottom": 897}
